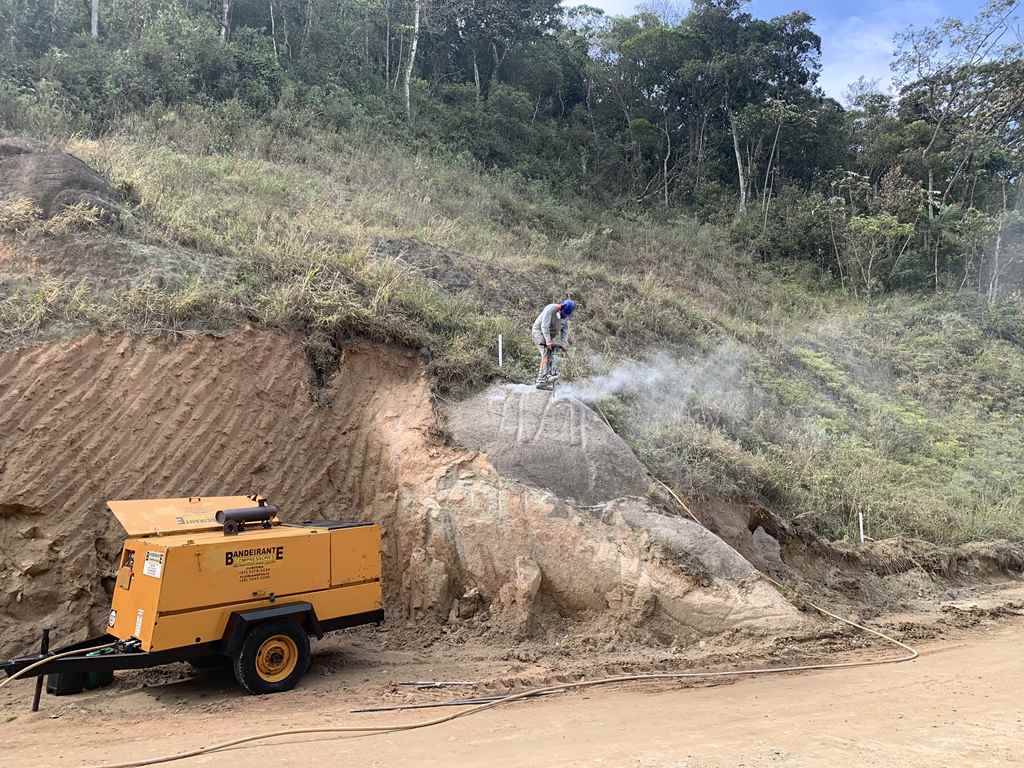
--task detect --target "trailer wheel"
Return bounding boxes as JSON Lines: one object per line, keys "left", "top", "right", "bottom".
{"left": 233, "top": 620, "right": 310, "bottom": 694}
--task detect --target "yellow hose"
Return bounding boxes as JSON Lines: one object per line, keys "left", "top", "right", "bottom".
{"left": 80, "top": 580, "right": 918, "bottom": 768}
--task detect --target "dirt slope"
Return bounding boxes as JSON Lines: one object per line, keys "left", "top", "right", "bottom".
{"left": 0, "top": 331, "right": 807, "bottom": 659}
{"left": 0, "top": 331, "right": 431, "bottom": 654}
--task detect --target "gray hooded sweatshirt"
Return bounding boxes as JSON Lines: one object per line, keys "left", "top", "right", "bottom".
{"left": 532, "top": 303, "right": 569, "bottom": 346}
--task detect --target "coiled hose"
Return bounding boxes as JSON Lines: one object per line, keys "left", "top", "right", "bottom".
{"left": 3, "top": 481, "right": 918, "bottom": 768}
{"left": 76, "top": 573, "right": 917, "bottom": 768}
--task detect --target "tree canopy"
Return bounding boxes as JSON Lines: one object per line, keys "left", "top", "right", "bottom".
{"left": 1, "top": 0, "right": 1021, "bottom": 296}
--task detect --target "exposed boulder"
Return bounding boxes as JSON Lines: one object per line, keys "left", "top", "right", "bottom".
{"left": 446, "top": 384, "right": 652, "bottom": 506}
{"left": 419, "top": 462, "right": 809, "bottom": 639}
{"left": 0, "top": 137, "right": 121, "bottom": 219}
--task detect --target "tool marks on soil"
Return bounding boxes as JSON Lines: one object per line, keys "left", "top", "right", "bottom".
{"left": 0, "top": 331, "right": 433, "bottom": 655}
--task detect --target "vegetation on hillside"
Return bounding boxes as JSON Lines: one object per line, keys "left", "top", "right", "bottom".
{"left": 3, "top": 115, "right": 1024, "bottom": 546}
{"left": 1, "top": 0, "right": 1023, "bottom": 545}
{"left": 2, "top": 0, "right": 1022, "bottom": 293}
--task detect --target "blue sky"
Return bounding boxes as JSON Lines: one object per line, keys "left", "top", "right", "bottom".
{"left": 583, "top": 0, "right": 985, "bottom": 101}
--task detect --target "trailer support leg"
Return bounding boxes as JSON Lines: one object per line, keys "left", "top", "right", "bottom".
{"left": 31, "top": 629, "right": 49, "bottom": 713}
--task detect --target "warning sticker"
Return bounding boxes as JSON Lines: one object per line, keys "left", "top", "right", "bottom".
{"left": 134, "top": 608, "right": 145, "bottom": 637}
{"left": 143, "top": 551, "right": 164, "bottom": 579}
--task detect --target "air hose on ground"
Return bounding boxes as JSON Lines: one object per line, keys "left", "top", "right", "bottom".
{"left": 78, "top": 580, "right": 918, "bottom": 768}
{"left": 0, "top": 642, "right": 119, "bottom": 692}
{"left": 5, "top": 410, "right": 918, "bottom": 768}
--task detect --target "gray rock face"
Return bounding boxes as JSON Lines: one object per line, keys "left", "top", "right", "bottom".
{"left": 446, "top": 384, "right": 651, "bottom": 505}
{"left": 0, "top": 138, "right": 120, "bottom": 218}
{"left": 611, "top": 499, "right": 756, "bottom": 581}
{"left": 752, "top": 525, "right": 786, "bottom": 574}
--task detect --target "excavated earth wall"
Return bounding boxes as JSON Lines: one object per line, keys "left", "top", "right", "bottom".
{"left": 0, "top": 331, "right": 808, "bottom": 657}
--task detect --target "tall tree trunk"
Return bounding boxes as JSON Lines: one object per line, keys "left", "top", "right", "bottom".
{"left": 928, "top": 167, "right": 937, "bottom": 292}
{"left": 269, "top": 0, "right": 278, "bottom": 59}
{"left": 364, "top": 6, "right": 369, "bottom": 67}
{"left": 393, "top": 29, "right": 404, "bottom": 91}
{"left": 385, "top": 9, "right": 390, "bottom": 87}
{"left": 90, "top": 0, "right": 98, "bottom": 38}
{"left": 662, "top": 119, "right": 671, "bottom": 209}
{"left": 281, "top": 11, "right": 290, "bottom": 60}
{"left": 491, "top": 42, "right": 502, "bottom": 78}
{"left": 403, "top": 0, "right": 421, "bottom": 123}
{"left": 695, "top": 111, "right": 708, "bottom": 191}
{"left": 988, "top": 181, "right": 1008, "bottom": 302}
{"left": 472, "top": 48, "right": 481, "bottom": 105}
{"left": 761, "top": 121, "right": 782, "bottom": 234}
{"left": 301, "top": 0, "right": 314, "bottom": 57}
{"left": 220, "top": 0, "right": 231, "bottom": 41}
{"left": 729, "top": 109, "right": 747, "bottom": 215}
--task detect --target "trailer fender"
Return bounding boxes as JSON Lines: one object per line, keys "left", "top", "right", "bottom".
{"left": 221, "top": 603, "right": 323, "bottom": 656}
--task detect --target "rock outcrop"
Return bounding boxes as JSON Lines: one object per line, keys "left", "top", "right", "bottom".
{"left": 446, "top": 384, "right": 651, "bottom": 505}
{"left": 0, "top": 137, "right": 121, "bottom": 219}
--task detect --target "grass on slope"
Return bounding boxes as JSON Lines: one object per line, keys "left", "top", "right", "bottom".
{"left": 620, "top": 294, "right": 1024, "bottom": 544}
{"left": 1, "top": 110, "right": 1023, "bottom": 545}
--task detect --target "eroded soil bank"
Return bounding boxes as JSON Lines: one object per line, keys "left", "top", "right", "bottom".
{"left": 0, "top": 331, "right": 805, "bottom": 658}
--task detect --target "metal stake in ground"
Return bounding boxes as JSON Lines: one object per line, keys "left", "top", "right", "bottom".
{"left": 31, "top": 628, "right": 49, "bottom": 712}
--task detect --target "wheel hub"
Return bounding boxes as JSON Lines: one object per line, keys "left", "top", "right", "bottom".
{"left": 255, "top": 634, "right": 298, "bottom": 683}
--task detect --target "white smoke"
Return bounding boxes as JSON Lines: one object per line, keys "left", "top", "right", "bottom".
{"left": 556, "top": 341, "right": 754, "bottom": 428}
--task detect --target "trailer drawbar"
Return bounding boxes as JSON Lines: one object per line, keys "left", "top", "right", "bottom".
{"left": 1, "top": 495, "right": 383, "bottom": 705}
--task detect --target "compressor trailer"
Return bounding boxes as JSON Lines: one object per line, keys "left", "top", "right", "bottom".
{"left": 1, "top": 496, "right": 383, "bottom": 699}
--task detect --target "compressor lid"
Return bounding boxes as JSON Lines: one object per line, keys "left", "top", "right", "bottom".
{"left": 107, "top": 495, "right": 268, "bottom": 537}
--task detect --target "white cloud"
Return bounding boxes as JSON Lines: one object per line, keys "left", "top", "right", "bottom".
{"left": 816, "top": 1, "right": 946, "bottom": 101}
{"left": 818, "top": 17, "right": 901, "bottom": 100}
{"left": 566, "top": 0, "right": 956, "bottom": 102}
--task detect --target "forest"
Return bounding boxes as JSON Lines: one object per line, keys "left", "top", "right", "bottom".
{"left": 1, "top": 0, "right": 1022, "bottom": 297}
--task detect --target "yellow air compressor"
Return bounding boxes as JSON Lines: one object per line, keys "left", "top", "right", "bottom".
{"left": 2, "top": 495, "right": 383, "bottom": 697}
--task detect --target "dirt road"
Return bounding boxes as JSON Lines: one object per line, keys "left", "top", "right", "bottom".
{"left": 4, "top": 617, "right": 1022, "bottom": 768}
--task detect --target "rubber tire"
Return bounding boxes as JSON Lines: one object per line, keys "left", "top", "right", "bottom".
{"left": 232, "top": 620, "right": 310, "bottom": 695}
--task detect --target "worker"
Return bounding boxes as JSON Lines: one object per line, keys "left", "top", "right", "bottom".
{"left": 531, "top": 299, "right": 576, "bottom": 389}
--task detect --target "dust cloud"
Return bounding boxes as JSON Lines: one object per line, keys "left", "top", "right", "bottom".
{"left": 555, "top": 342, "right": 755, "bottom": 428}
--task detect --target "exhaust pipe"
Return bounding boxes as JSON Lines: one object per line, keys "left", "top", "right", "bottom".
{"left": 217, "top": 505, "right": 280, "bottom": 535}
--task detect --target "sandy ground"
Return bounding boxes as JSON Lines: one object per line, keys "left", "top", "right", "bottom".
{"left": 3, "top": 600, "right": 1022, "bottom": 768}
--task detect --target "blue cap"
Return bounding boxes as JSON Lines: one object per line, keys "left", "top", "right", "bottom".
{"left": 561, "top": 299, "right": 576, "bottom": 317}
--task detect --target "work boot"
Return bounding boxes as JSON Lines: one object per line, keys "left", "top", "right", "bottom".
{"left": 536, "top": 371, "right": 558, "bottom": 390}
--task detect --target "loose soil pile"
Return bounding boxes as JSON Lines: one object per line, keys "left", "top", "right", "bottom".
{"left": 0, "top": 331, "right": 807, "bottom": 658}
